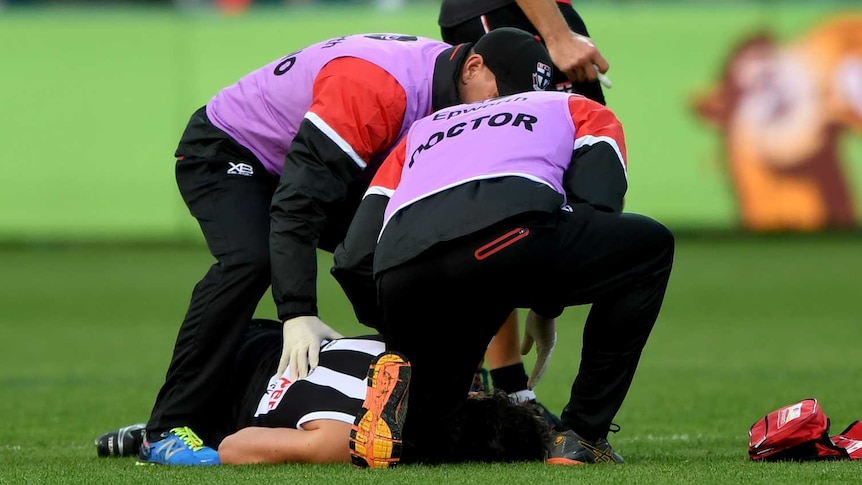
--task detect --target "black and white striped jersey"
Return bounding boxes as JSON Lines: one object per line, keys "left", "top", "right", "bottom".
{"left": 247, "top": 335, "right": 384, "bottom": 429}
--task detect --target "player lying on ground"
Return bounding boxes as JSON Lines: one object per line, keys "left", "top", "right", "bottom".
{"left": 96, "top": 319, "right": 549, "bottom": 465}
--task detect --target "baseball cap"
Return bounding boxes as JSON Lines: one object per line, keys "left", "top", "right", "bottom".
{"left": 472, "top": 27, "right": 554, "bottom": 96}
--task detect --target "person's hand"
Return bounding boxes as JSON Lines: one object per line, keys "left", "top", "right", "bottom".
{"left": 520, "top": 310, "right": 557, "bottom": 389}
{"left": 277, "top": 315, "right": 343, "bottom": 381}
{"left": 546, "top": 31, "right": 611, "bottom": 87}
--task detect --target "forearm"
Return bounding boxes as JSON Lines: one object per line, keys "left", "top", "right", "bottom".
{"left": 270, "top": 120, "right": 362, "bottom": 320}
{"left": 218, "top": 424, "right": 351, "bottom": 465}
{"left": 270, "top": 175, "right": 326, "bottom": 319}
{"left": 515, "top": 0, "right": 571, "bottom": 44}
{"left": 564, "top": 142, "right": 627, "bottom": 213}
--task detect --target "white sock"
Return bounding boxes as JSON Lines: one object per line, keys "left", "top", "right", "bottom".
{"left": 507, "top": 389, "right": 536, "bottom": 404}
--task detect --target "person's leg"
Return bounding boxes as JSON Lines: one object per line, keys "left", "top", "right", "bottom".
{"left": 145, "top": 129, "right": 278, "bottom": 452}
{"left": 376, "top": 214, "right": 557, "bottom": 463}
{"left": 537, "top": 207, "right": 674, "bottom": 442}
{"left": 486, "top": 311, "right": 532, "bottom": 398}
{"left": 379, "top": 265, "right": 514, "bottom": 464}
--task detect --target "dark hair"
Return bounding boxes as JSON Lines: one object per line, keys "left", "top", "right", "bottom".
{"left": 416, "top": 392, "right": 551, "bottom": 464}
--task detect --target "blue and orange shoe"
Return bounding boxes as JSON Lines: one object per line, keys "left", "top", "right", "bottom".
{"left": 137, "top": 427, "right": 220, "bottom": 466}
{"left": 349, "top": 351, "right": 411, "bottom": 469}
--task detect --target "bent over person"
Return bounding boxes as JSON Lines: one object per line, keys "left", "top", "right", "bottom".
{"left": 142, "top": 28, "right": 553, "bottom": 465}
{"left": 333, "top": 90, "right": 674, "bottom": 466}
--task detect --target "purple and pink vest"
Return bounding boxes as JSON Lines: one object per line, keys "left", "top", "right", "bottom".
{"left": 383, "top": 91, "right": 577, "bottom": 228}
{"left": 207, "top": 34, "right": 449, "bottom": 175}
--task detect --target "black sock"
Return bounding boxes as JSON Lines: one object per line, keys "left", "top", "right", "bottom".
{"left": 489, "top": 363, "right": 529, "bottom": 394}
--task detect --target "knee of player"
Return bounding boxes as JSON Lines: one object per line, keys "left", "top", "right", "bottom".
{"left": 626, "top": 214, "right": 675, "bottom": 263}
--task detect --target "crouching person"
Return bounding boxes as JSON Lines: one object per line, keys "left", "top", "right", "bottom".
{"left": 334, "top": 90, "right": 674, "bottom": 467}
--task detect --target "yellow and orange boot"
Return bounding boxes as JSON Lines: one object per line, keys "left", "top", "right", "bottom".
{"left": 350, "top": 351, "right": 411, "bottom": 469}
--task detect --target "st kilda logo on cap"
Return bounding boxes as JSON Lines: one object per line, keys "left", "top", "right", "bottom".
{"left": 533, "top": 62, "right": 552, "bottom": 91}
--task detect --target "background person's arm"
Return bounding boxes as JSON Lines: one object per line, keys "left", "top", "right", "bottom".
{"left": 218, "top": 420, "right": 352, "bottom": 465}
{"left": 516, "top": 0, "right": 609, "bottom": 83}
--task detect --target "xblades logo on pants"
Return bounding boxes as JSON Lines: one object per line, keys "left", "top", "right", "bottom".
{"left": 227, "top": 162, "right": 254, "bottom": 176}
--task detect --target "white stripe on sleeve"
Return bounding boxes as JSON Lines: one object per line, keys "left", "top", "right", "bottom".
{"left": 363, "top": 186, "right": 395, "bottom": 199}
{"left": 305, "top": 111, "right": 367, "bottom": 169}
{"left": 573, "top": 135, "right": 627, "bottom": 179}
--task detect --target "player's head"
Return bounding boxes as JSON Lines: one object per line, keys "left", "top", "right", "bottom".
{"left": 456, "top": 27, "right": 553, "bottom": 103}
{"left": 414, "top": 392, "right": 551, "bottom": 464}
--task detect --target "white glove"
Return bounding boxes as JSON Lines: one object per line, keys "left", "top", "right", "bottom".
{"left": 520, "top": 310, "right": 557, "bottom": 390}
{"left": 277, "top": 315, "right": 343, "bottom": 382}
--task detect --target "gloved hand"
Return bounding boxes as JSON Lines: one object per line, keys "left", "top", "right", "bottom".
{"left": 520, "top": 310, "right": 557, "bottom": 390}
{"left": 277, "top": 315, "right": 343, "bottom": 381}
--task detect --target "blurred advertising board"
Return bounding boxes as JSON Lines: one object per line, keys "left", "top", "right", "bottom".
{"left": 1, "top": 2, "right": 860, "bottom": 241}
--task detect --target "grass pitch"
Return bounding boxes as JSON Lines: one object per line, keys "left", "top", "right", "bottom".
{"left": 2, "top": 237, "right": 862, "bottom": 483}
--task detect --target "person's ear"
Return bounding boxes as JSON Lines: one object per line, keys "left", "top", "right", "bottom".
{"left": 460, "top": 54, "right": 484, "bottom": 84}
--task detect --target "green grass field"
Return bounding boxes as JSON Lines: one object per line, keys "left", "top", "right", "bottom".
{"left": 2, "top": 237, "right": 862, "bottom": 483}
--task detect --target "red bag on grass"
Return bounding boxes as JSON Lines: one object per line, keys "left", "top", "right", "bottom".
{"left": 748, "top": 398, "right": 848, "bottom": 461}
{"left": 832, "top": 421, "right": 862, "bottom": 460}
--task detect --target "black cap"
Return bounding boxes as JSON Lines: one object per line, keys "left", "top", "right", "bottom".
{"left": 472, "top": 27, "right": 553, "bottom": 96}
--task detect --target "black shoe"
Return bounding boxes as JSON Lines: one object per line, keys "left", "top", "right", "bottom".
{"left": 547, "top": 429, "right": 624, "bottom": 465}
{"left": 95, "top": 423, "right": 146, "bottom": 457}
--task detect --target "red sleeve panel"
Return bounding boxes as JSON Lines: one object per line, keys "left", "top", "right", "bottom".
{"left": 562, "top": 95, "right": 628, "bottom": 213}
{"left": 307, "top": 57, "right": 408, "bottom": 166}
{"left": 568, "top": 95, "right": 627, "bottom": 171}
{"left": 365, "top": 136, "right": 407, "bottom": 198}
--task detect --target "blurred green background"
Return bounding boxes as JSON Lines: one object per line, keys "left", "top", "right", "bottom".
{"left": 2, "top": 2, "right": 862, "bottom": 242}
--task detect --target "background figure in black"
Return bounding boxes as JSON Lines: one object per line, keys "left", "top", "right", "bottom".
{"left": 439, "top": 0, "right": 608, "bottom": 105}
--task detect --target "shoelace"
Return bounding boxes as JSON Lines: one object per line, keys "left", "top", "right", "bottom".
{"left": 609, "top": 423, "right": 621, "bottom": 434}
{"left": 170, "top": 426, "right": 206, "bottom": 451}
